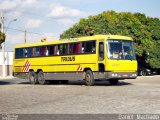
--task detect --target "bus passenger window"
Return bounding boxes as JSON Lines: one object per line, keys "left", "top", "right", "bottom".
{"left": 27, "top": 48, "right": 32, "bottom": 57}
{"left": 15, "top": 48, "right": 24, "bottom": 58}
{"left": 54, "top": 45, "right": 60, "bottom": 55}
{"left": 76, "top": 43, "right": 81, "bottom": 54}
{"left": 40, "top": 47, "right": 45, "bottom": 56}
{"left": 49, "top": 46, "right": 54, "bottom": 55}
{"left": 35, "top": 47, "right": 40, "bottom": 56}
{"left": 81, "top": 43, "right": 85, "bottom": 53}
{"left": 23, "top": 48, "right": 28, "bottom": 57}
{"left": 85, "top": 42, "right": 91, "bottom": 53}
{"left": 32, "top": 47, "right": 36, "bottom": 57}
{"left": 82, "top": 41, "right": 95, "bottom": 53}
{"left": 69, "top": 44, "right": 73, "bottom": 54}
{"left": 59, "top": 44, "right": 63, "bottom": 55}
{"left": 63, "top": 44, "right": 69, "bottom": 54}
{"left": 45, "top": 47, "right": 49, "bottom": 56}
{"left": 91, "top": 41, "right": 96, "bottom": 53}
{"left": 69, "top": 43, "right": 74, "bottom": 54}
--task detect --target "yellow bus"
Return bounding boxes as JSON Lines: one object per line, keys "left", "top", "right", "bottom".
{"left": 13, "top": 35, "right": 137, "bottom": 86}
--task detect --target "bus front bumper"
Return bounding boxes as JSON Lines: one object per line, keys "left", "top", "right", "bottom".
{"left": 93, "top": 72, "right": 137, "bottom": 80}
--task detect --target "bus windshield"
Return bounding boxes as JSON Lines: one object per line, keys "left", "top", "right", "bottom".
{"left": 107, "top": 39, "right": 136, "bottom": 60}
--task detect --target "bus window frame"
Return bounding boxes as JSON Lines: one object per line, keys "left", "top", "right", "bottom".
{"left": 14, "top": 40, "right": 97, "bottom": 59}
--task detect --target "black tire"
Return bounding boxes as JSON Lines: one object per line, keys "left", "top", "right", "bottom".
{"left": 28, "top": 71, "right": 38, "bottom": 84}
{"left": 84, "top": 70, "right": 94, "bottom": 86}
{"left": 109, "top": 79, "right": 119, "bottom": 85}
{"left": 37, "top": 71, "right": 46, "bottom": 85}
{"left": 140, "top": 71, "right": 147, "bottom": 76}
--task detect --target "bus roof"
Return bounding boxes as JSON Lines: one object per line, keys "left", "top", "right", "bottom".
{"left": 14, "top": 35, "right": 133, "bottom": 48}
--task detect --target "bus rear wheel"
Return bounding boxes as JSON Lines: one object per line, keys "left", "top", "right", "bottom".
{"left": 84, "top": 70, "right": 95, "bottom": 86}
{"left": 28, "top": 71, "right": 38, "bottom": 84}
{"left": 37, "top": 71, "right": 46, "bottom": 85}
{"left": 109, "top": 79, "right": 119, "bottom": 85}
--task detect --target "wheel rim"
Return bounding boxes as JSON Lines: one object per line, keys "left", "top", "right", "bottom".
{"left": 141, "top": 71, "right": 146, "bottom": 76}
{"left": 29, "top": 72, "right": 35, "bottom": 83}
{"left": 39, "top": 74, "right": 44, "bottom": 82}
{"left": 86, "top": 74, "right": 91, "bottom": 83}
{"left": 30, "top": 75, "right": 34, "bottom": 81}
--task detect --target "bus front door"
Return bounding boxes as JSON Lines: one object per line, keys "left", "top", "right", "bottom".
{"left": 98, "top": 42, "right": 105, "bottom": 72}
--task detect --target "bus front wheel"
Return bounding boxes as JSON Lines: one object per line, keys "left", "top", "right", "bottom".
{"left": 37, "top": 71, "right": 46, "bottom": 85}
{"left": 28, "top": 71, "right": 38, "bottom": 84}
{"left": 84, "top": 70, "right": 95, "bottom": 86}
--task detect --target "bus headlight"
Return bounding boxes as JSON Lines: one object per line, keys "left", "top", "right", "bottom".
{"left": 112, "top": 73, "right": 118, "bottom": 77}
{"left": 132, "top": 74, "right": 137, "bottom": 77}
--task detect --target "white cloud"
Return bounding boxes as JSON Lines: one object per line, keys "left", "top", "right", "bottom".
{"left": 43, "top": 33, "right": 59, "bottom": 40}
{"left": 5, "top": 32, "right": 60, "bottom": 51}
{"left": 23, "top": 0, "right": 37, "bottom": 4}
{"left": 0, "top": 0, "right": 19, "bottom": 10}
{"left": 48, "top": 4, "right": 87, "bottom": 18}
{"left": 6, "top": 32, "right": 42, "bottom": 49}
{"left": 6, "top": 33, "right": 25, "bottom": 45}
{"left": 26, "top": 19, "right": 43, "bottom": 28}
{"left": 21, "top": 0, "right": 45, "bottom": 8}
{"left": 12, "top": 11, "right": 22, "bottom": 18}
{"left": 57, "top": 18, "right": 76, "bottom": 26}
{"left": 0, "top": 0, "right": 42, "bottom": 10}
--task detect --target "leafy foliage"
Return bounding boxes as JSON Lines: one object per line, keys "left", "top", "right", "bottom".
{"left": 60, "top": 11, "right": 160, "bottom": 69}
{"left": 0, "top": 32, "right": 5, "bottom": 49}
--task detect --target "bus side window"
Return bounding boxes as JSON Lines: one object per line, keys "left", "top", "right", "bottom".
{"left": 76, "top": 43, "right": 81, "bottom": 54}
{"left": 45, "top": 47, "right": 49, "bottom": 56}
{"left": 59, "top": 44, "right": 63, "bottom": 55}
{"left": 15, "top": 48, "right": 24, "bottom": 58}
{"left": 85, "top": 42, "right": 91, "bottom": 53}
{"left": 32, "top": 47, "right": 36, "bottom": 57}
{"left": 23, "top": 48, "right": 28, "bottom": 57}
{"left": 69, "top": 43, "right": 73, "bottom": 54}
{"left": 54, "top": 45, "right": 59, "bottom": 55}
{"left": 27, "top": 48, "right": 32, "bottom": 57}
{"left": 73, "top": 43, "right": 77, "bottom": 54}
{"left": 63, "top": 44, "right": 69, "bottom": 54}
{"left": 40, "top": 47, "right": 45, "bottom": 56}
{"left": 49, "top": 46, "right": 54, "bottom": 55}
{"left": 91, "top": 41, "right": 96, "bottom": 53}
{"left": 81, "top": 42, "right": 85, "bottom": 53}
{"left": 35, "top": 47, "right": 40, "bottom": 56}
{"left": 99, "top": 42, "right": 104, "bottom": 60}
{"left": 82, "top": 41, "right": 95, "bottom": 53}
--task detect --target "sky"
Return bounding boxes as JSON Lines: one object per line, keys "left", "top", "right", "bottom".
{"left": 0, "top": 0, "right": 160, "bottom": 51}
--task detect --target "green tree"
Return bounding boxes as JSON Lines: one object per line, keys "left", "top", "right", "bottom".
{"left": 60, "top": 11, "right": 160, "bottom": 69}
{"left": 0, "top": 32, "right": 5, "bottom": 49}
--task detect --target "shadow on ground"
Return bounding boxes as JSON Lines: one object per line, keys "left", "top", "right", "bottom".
{"left": 28, "top": 80, "right": 132, "bottom": 86}
{"left": 0, "top": 81, "right": 12, "bottom": 85}
{"left": 0, "top": 79, "right": 132, "bottom": 86}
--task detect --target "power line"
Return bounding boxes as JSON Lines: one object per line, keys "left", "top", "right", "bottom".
{"left": 6, "top": 10, "right": 79, "bottom": 22}
{"left": 5, "top": 27, "right": 57, "bottom": 42}
{"left": 5, "top": 27, "right": 45, "bottom": 36}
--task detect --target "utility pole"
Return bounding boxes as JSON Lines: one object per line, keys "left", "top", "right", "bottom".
{"left": 0, "top": 11, "right": 6, "bottom": 78}
{"left": 25, "top": 30, "right": 27, "bottom": 43}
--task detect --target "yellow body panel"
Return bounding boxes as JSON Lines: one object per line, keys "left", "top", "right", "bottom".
{"left": 13, "top": 54, "right": 98, "bottom": 73}
{"left": 106, "top": 60, "right": 137, "bottom": 72}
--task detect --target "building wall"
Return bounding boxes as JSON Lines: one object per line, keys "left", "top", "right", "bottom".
{"left": 0, "top": 52, "right": 13, "bottom": 77}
